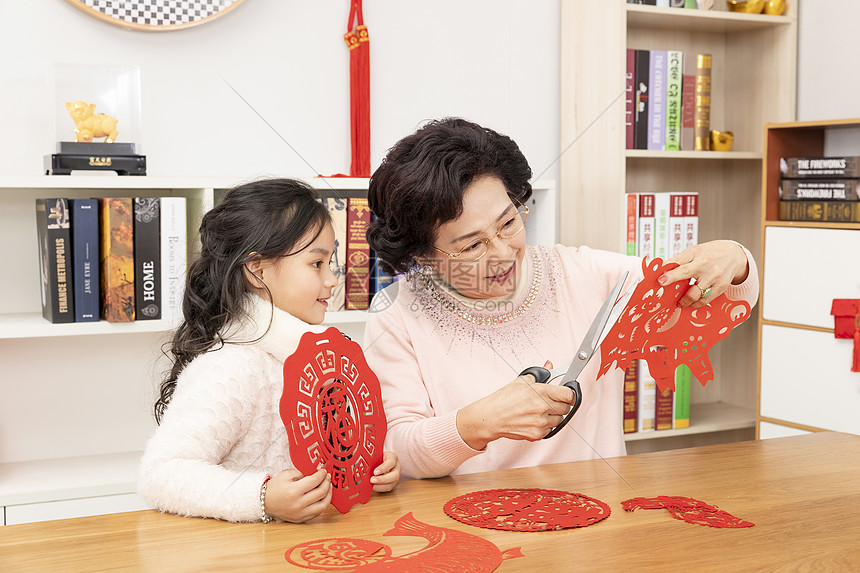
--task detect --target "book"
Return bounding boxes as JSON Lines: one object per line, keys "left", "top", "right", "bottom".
{"left": 673, "top": 364, "right": 692, "bottom": 429}
{"left": 694, "top": 53, "right": 712, "bottom": 151}
{"left": 99, "top": 197, "right": 135, "bottom": 322}
{"left": 670, "top": 0, "right": 685, "bottom": 6}
{"left": 668, "top": 193, "right": 686, "bottom": 256}
{"left": 637, "top": 193, "right": 655, "bottom": 260}
{"left": 35, "top": 198, "right": 75, "bottom": 323}
{"left": 625, "top": 49, "right": 636, "bottom": 150}
{"left": 657, "top": 0, "right": 670, "bottom": 6}
{"left": 634, "top": 49, "right": 650, "bottom": 150}
{"left": 345, "top": 197, "right": 372, "bottom": 310}
{"left": 778, "top": 200, "right": 860, "bottom": 223}
{"left": 160, "top": 197, "right": 187, "bottom": 322}
{"left": 133, "top": 197, "right": 161, "bottom": 320}
{"left": 627, "top": 0, "right": 657, "bottom": 4}
{"left": 683, "top": 192, "right": 699, "bottom": 250}
{"left": 680, "top": 52, "right": 697, "bottom": 150}
{"left": 69, "top": 199, "right": 99, "bottom": 322}
{"left": 626, "top": 193, "right": 639, "bottom": 256}
{"left": 665, "top": 51, "right": 683, "bottom": 151}
{"left": 623, "top": 360, "right": 639, "bottom": 434}
{"left": 655, "top": 385, "right": 674, "bottom": 430}
{"left": 653, "top": 192, "right": 671, "bottom": 261}
{"left": 324, "top": 197, "right": 348, "bottom": 312}
{"left": 780, "top": 157, "right": 860, "bottom": 179}
{"left": 637, "top": 359, "right": 656, "bottom": 433}
{"left": 647, "top": 50, "right": 667, "bottom": 151}
{"left": 780, "top": 178, "right": 860, "bottom": 201}
{"left": 684, "top": 0, "right": 698, "bottom": 7}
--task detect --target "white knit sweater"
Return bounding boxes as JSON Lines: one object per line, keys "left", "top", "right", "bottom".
{"left": 137, "top": 293, "right": 325, "bottom": 522}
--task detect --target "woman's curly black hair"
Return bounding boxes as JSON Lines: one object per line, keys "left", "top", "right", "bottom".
{"left": 366, "top": 117, "right": 533, "bottom": 275}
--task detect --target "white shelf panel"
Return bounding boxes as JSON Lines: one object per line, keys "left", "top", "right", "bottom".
{"left": 626, "top": 5, "right": 795, "bottom": 33}
{"left": 0, "top": 175, "right": 240, "bottom": 191}
{"left": 624, "top": 402, "right": 755, "bottom": 442}
{"left": 626, "top": 150, "right": 762, "bottom": 160}
{"left": 0, "top": 451, "right": 142, "bottom": 507}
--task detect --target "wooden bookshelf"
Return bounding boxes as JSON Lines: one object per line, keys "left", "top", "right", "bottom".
{"left": 560, "top": 1, "right": 798, "bottom": 452}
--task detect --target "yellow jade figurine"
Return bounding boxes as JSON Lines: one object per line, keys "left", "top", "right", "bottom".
{"left": 764, "top": 0, "right": 786, "bottom": 15}
{"left": 726, "top": 0, "right": 766, "bottom": 13}
{"left": 710, "top": 130, "right": 734, "bottom": 152}
{"left": 65, "top": 100, "right": 119, "bottom": 143}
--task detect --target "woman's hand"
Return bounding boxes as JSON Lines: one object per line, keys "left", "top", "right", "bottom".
{"left": 660, "top": 240, "right": 750, "bottom": 308}
{"left": 370, "top": 451, "right": 401, "bottom": 492}
{"left": 456, "top": 361, "right": 575, "bottom": 450}
{"left": 263, "top": 468, "right": 332, "bottom": 523}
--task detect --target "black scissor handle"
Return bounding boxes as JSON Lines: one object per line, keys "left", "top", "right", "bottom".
{"left": 519, "top": 367, "right": 584, "bottom": 440}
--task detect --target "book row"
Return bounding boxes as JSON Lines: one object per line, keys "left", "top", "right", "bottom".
{"left": 321, "top": 196, "right": 399, "bottom": 312}
{"left": 627, "top": 0, "right": 703, "bottom": 7}
{"left": 777, "top": 156, "right": 860, "bottom": 222}
{"left": 626, "top": 49, "right": 712, "bottom": 151}
{"left": 625, "top": 192, "right": 699, "bottom": 260}
{"left": 623, "top": 359, "right": 692, "bottom": 434}
{"left": 36, "top": 197, "right": 186, "bottom": 324}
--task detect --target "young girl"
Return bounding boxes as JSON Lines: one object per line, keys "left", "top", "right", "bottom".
{"left": 138, "top": 178, "right": 401, "bottom": 523}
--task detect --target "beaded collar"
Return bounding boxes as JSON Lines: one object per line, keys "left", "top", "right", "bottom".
{"left": 414, "top": 246, "right": 543, "bottom": 326}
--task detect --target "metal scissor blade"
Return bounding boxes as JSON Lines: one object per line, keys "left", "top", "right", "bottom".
{"left": 559, "top": 271, "right": 629, "bottom": 386}
{"left": 596, "top": 277, "right": 641, "bottom": 350}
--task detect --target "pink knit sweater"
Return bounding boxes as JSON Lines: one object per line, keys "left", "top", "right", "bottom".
{"left": 364, "top": 244, "right": 759, "bottom": 479}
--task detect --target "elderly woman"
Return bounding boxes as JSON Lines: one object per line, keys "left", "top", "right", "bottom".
{"left": 364, "top": 118, "right": 758, "bottom": 479}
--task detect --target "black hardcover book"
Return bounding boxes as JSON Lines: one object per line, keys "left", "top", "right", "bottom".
{"left": 780, "top": 156, "right": 860, "bottom": 179}
{"left": 134, "top": 197, "right": 161, "bottom": 320}
{"left": 70, "top": 199, "right": 99, "bottom": 322}
{"left": 779, "top": 200, "right": 860, "bottom": 222}
{"left": 780, "top": 178, "right": 860, "bottom": 201}
{"left": 35, "top": 198, "right": 75, "bottom": 323}
{"left": 634, "top": 49, "right": 651, "bottom": 150}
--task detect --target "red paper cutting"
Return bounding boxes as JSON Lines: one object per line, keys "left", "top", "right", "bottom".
{"left": 444, "top": 488, "right": 611, "bottom": 532}
{"left": 281, "top": 327, "right": 386, "bottom": 514}
{"left": 285, "top": 512, "right": 524, "bottom": 571}
{"left": 598, "top": 257, "right": 752, "bottom": 392}
{"left": 621, "top": 496, "right": 755, "bottom": 528}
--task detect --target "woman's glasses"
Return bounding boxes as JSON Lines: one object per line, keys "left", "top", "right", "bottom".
{"left": 433, "top": 199, "right": 529, "bottom": 261}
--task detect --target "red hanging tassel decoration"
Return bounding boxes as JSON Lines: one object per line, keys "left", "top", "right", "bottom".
{"left": 344, "top": 0, "right": 371, "bottom": 177}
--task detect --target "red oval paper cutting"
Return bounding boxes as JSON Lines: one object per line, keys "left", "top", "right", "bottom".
{"left": 444, "top": 488, "right": 611, "bottom": 531}
{"left": 281, "top": 327, "right": 386, "bottom": 513}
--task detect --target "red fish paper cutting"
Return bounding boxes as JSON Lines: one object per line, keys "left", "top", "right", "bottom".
{"left": 281, "top": 327, "right": 386, "bottom": 513}
{"left": 622, "top": 496, "right": 755, "bottom": 528}
{"left": 444, "top": 488, "right": 610, "bottom": 532}
{"left": 284, "top": 512, "right": 523, "bottom": 571}
{"left": 598, "top": 257, "right": 752, "bottom": 392}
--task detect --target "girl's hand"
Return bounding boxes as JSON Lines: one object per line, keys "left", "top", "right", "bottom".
{"left": 370, "top": 451, "right": 401, "bottom": 492}
{"left": 660, "top": 240, "right": 750, "bottom": 309}
{"left": 456, "top": 361, "right": 574, "bottom": 449}
{"left": 263, "top": 468, "right": 332, "bottom": 523}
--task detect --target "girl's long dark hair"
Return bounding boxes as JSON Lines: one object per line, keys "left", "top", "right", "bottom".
{"left": 154, "top": 178, "right": 330, "bottom": 424}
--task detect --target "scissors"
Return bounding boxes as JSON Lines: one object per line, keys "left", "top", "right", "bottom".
{"left": 519, "top": 270, "right": 632, "bottom": 439}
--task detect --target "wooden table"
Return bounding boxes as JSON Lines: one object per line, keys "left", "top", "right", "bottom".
{"left": 2, "top": 432, "right": 858, "bottom": 572}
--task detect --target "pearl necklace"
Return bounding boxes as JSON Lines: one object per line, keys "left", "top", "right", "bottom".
{"left": 416, "top": 247, "right": 543, "bottom": 326}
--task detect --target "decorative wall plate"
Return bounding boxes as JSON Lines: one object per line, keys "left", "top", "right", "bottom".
{"left": 64, "top": 0, "right": 246, "bottom": 32}
{"left": 280, "top": 327, "right": 386, "bottom": 514}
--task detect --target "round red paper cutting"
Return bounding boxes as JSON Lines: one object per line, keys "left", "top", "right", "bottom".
{"left": 444, "top": 488, "right": 611, "bottom": 531}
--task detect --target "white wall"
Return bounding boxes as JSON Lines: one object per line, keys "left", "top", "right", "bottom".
{"left": 0, "top": 0, "right": 560, "bottom": 181}
{"left": 797, "top": 0, "right": 860, "bottom": 121}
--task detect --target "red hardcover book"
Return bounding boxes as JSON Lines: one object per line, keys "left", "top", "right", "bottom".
{"left": 623, "top": 360, "right": 639, "bottom": 434}
{"left": 668, "top": 193, "right": 686, "bottom": 256}
{"left": 683, "top": 192, "right": 699, "bottom": 250}
{"left": 637, "top": 193, "right": 655, "bottom": 260}
{"left": 626, "top": 193, "right": 638, "bottom": 256}
{"left": 345, "top": 197, "right": 372, "bottom": 310}
{"left": 655, "top": 385, "right": 674, "bottom": 430}
{"left": 99, "top": 197, "right": 135, "bottom": 322}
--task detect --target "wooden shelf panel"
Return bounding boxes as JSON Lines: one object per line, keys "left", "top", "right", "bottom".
{"left": 626, "top": 5, "right": 795, "bottom": 33}
{"left": 626, "top": 150, "right": 761, "bottom": 160}
{"left": 624, "top": 402, "right": 755, "bottom": 442}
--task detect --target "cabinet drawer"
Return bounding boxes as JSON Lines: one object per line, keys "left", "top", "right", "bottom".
{"left": 762, "top": 226, "right": 860, "bottom": 328}
{"left": 760, "top": 324, "right": 860, "bottom": 433}
{"left": 4, "top": 493, "right": 149, "bottom": 526}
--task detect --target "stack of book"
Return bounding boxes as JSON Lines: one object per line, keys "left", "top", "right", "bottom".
{"left": 627, "top": 0, "right": 700, "bottom": 7}
{"left": 778, "top": 156, "right": 860, "bottom": 222}
{"left": 321, "top": 196, "right": 399, "bottom": 312}
{"left": 622, "top": 191, "right": 699, "bottom": 434}
{"left": 626, "top": 48, "right": 712, "bottom": 152}
{"left": 36, "top": 196, "right": 186, "bottom": 324}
